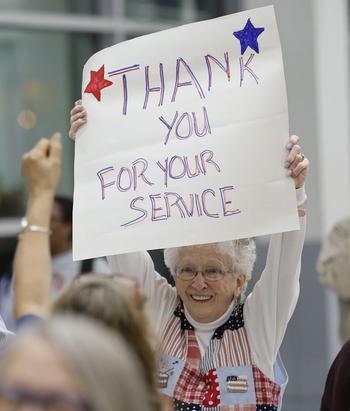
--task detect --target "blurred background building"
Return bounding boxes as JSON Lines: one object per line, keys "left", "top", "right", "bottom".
{"left": 0, "top": 0, "right": 349, "bottom": 410}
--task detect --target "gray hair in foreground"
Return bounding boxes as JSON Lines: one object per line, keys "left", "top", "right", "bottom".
{"left": 164, "top": 239, "right": 256, "bottom": 300}
{"left": 0, "top": 315, "right": 154, "bottom": 411}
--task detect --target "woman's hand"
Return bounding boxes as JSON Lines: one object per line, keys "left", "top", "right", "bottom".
{"left": 284, "top": 135, "right": 309, "bottom": 216}
{"left": 21, "top": 133, "right": 62, "bottom": 197}
{"left": 69, "top": 100, "right": 87, "bottom": 140}
{"left": 285, "top": 135, "right": 309, "bottom": 189}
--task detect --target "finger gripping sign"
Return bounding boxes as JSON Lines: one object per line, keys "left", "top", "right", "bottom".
{"left": 73, "top": 5, "right": 299, "bottom": 260}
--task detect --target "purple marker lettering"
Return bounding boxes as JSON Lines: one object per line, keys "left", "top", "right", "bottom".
{"left": 121, "top": 196, "right": 147, "bottom": 227}
{"left": 192, "top": 106, "right": 211, "bottom": 137}
{"left": 202, "top": 189, "right": 219, "bottom": 218}
{"left": 159, "top": 111, "right": 179, "bottom": 145}
{"left": 122, "top": 74, "right": 128, "bottom": 115}
{"left": 239, "top": 53, "right": 259, "bottom": 87}
{"left": 171, "top": 57, "right": 205, "bottom": 103}
{"left": 175, "top": 112, "right": 193, "bottom": 139}
{"left": 180, "top": 193, "right": 195, "bottom": 217}
{"left": 219, "top": 186, "right": 241, "bottom": 216}
{"left": 109, "top": 66, "right": 140, "bottom": 115}
{"left": 116, "top": 166, "right": 132, "bottom": 192}
{"left": 195, "top": 193, "right": 203, "bottom": 216}
{"left": 164, "top": 192, "right": 186, "bottom": 218}
{"left": 164, "top": 191, "right": 171, "bottom": 218}
{"left": 200, "top": 150, "right": 221, "bottom": 174}
{"left": 150, "top": 193, "right": 167, "bottom": 221}
{"left": 132, "top": 158, "right": 154, "bottom": 190}
{"left": 169, "top": 156, "right": 186, "bottom": 180}
{"left": 205, "top": 52, "right": 231, "bottom": 91}
{"left": 108, "top": 64, "right": 140, "bottom": 77}
{"left": 156, "top": 158, "right": 168, "bottom": 187}
{"left": 143, "top": 63, "right": 165, "bottom": 110}
{"left": 97, "top": 166, "right": 115, "bottom": 200}
{"left": 184, "top": 155, "right": 202, "bottom": 178}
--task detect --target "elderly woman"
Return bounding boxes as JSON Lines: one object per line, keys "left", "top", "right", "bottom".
{"left": 71, "top": 103, "right": 309, "bottom": 411}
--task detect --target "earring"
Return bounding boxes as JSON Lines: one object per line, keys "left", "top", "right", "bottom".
{"left": 234, "top": 294, "right": 241, "bottom": 307}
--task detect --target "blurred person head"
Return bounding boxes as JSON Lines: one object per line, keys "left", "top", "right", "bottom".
{"left": 53, "top": 274, "right": 160, "bottom": 411}
{"left": 0, "top": 315, "right": 153, "bottom": 411}
{"left": 164, "top": 239, "right": 256, "bottom": 323}
{"left": 50, "top": 195, "right": 73, "bottom": 256}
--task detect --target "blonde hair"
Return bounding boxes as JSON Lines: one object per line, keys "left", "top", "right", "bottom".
{"left": 53, "top": 275, "right": 160, "bottom": 411}
{"left": 0, "top": 315, "right": 153, "bottom": 411}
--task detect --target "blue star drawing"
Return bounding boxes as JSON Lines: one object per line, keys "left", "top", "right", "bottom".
{"left": 233, "top": 18, "right": 265, "bottom": 55}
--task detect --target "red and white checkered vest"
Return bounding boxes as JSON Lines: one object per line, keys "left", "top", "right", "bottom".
{"left": 158, "top": 303, "right": 287, "bottom": 411}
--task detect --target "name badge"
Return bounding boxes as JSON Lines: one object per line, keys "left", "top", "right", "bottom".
{"left": 226, "top": 375, "right": 248, "bottom": 393}
{"left": 158, "top": 368, "right": 174, "bottom": 389}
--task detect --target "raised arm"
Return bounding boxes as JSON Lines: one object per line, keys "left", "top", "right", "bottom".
{"left": 13, "top": 134, "right": 62, "bottom": 319}
{"left": 245, "top": 135, "right": 309, "bottom": 380}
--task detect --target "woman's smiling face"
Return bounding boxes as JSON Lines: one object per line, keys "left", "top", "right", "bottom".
{"left": 174, "top": 244, "right": 245, "bottom": 323}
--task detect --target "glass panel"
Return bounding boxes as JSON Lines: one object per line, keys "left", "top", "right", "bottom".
{"left": 0, "top": 0, "right": 111, "bottom": 15}
{"left": 0, "top": 29, "right": 108, "bottom": 216}
{"left": 0, "top": 0, "right": 242, "bottom": 18}
{"left": 126, "top": 0, "right": 181, "bottom": 21}
{"left": 125, "top": 0, "right": 224, "bottom": 22}
{"left": 125, "top": 0, "right": 243, "bottom": 25}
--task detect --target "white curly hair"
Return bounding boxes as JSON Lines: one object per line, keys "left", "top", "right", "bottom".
{"left": 164, "top": 238, "right": 256, "bottom": 301}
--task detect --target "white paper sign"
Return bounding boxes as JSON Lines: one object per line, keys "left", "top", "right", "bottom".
{"left": 73, "top": 5, "right": 299, "bottom": 260}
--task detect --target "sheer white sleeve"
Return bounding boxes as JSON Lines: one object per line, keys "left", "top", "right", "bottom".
{"left": 107, "top": 251, "right": 178, "bottom": 335}
{"left": 244, "top": 187, "right": 307, "bottom": 380}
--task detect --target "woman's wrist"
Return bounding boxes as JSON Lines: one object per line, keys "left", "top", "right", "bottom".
{"left": 296, "top": 185, "right": 306, "bottom": 207}
{"left": 26, "top": 191, "right": 55, "bottom": 228}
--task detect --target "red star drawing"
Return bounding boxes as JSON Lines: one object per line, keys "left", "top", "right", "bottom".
{"left": 84, "top": 65, "right": 113, "bottom": 101}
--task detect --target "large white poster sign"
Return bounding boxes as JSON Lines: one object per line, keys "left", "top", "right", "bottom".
{"left": 73, "top": 5, "right": 299, "bottom": 260}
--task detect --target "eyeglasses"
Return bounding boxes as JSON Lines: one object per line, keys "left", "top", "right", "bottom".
{"left": 0, "top": 385, "right": 92, "bottom": 411}
{"left": 175, "top": 266, "right": 228, "bottom": 281}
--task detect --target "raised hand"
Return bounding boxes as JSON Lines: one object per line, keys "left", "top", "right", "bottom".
{"left": 69, "top": 100, "right": 87, "bottom": 140}
{"left": 21, "top": 133, "right": 62, "bottom": 197}
{"left": 285, "top": 135, "right": 309, "bottom": 189}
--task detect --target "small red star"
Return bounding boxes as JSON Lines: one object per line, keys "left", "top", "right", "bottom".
{"left": 84, "top": 65, "right": 113, "bottom": 101}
